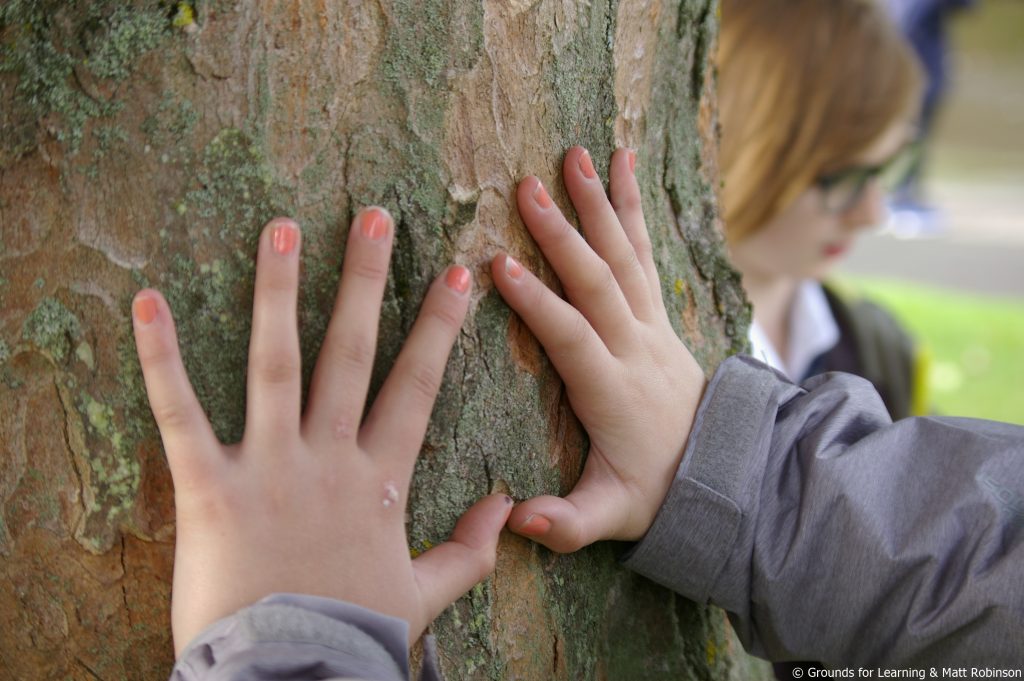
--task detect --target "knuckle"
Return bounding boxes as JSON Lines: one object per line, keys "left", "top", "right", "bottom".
{"left": 613, "top": 187, "right": 643, "bottom": 213}
{"left": 473, "top": 550, "right": 497, "bottom": 579}
{"left": 347, "top": 255, "right": 389, "bottom": 282}
{"left": 526, "top": 279, "right": 550, "bottom": 315}
{"left": 252, "top": 352, "right": 300, "bottom": 385}
{"left": 152, "top": 399, "right": 195, "bottom": 431}
{"left": 633, "top": 235, "right": 653, "bottom": 261}
{"left": 550, "top": 521, "right": 585, "bottom": 554}
{"left": 332, "top": 332, "right": 375, "bottom": 372}
{"left": 623, "top": 192, "right": 643, "bottom": 212}
{"left": 407, "top": 363, "right": 443, "bottom": 404}
{"left": 582, "top": 263, "right": 618, "bottom": 299}
{"left": 535, "top": 218, "right": 577, "bottom": 251}
{"left": 137, "top": 341, "right": 173, "bottom": 368}
{"left": 611, "top": 249, "right": 643, "bottom": 277}
{"left": 426, "top": 299, "right": 464, "bottom": 331}
{"left": 552, "top": 314, "right": 591, "bottom": 357}
{"left": 258, "top": 268, "right": 296, "bottom": 296}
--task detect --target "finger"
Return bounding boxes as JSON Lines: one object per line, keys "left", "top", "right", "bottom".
{"left": 506, "top": 468, "right": 633, "bottom": 553}
{"left": 132, "top": 290, "right": 222, "bottom": 486}
{"left": 490, "top": 252, "right": 614, "bottom": 392}
{"left": 608, "top": 148, "right": 665, "bottom": 314}
{"left": 245, "top": 218, "right": 303, "bottom": 446}
{"left": 304, "top": 208, "right": 393, "bottom": 444}
{"left": 516, "top": 176, "right": 637, "bottom": 351}
{"left": 563, "top": 146, "right": 655, "bottom": 320}
{"left": 412, "top": 493, "right": 513, "bottom": 630}
{"left": 360, "top": 265, "right": 471, "bottom": 470}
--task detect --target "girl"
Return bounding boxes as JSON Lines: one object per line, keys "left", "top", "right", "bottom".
{"left": 719, "top": 0, "right": 928, "bottom": 419}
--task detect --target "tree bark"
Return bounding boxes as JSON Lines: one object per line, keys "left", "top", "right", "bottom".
{"left": 0, "top": 1, "right": 762, "bottom": 678}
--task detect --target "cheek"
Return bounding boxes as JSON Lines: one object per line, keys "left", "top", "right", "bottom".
{"left": 781, "top": 193, "right": 830, "bottom": 239}
{"left": 732, "top": 191, "right": 838, "bottom": 275}
{"left": 762, "top": 200, "right": 841, "bottom": 273}
{"left": 767, "top": 203, "right": 828, "bottom": 252}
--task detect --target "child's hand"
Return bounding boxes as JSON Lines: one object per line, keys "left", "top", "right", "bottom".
{"left": 132, "top": 211, "right": 512, "bottom": 656}
{"left": 491, "top": 147, "right": 707, "bottom": 552}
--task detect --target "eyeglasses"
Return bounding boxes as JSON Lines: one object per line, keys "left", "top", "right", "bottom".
{"left": 815, "top": 140, "right": 921, "bottom": 214}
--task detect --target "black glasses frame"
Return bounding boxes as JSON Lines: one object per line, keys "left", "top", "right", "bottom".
{"left": 815, "top": 139, "right": 922, "bottom": 214}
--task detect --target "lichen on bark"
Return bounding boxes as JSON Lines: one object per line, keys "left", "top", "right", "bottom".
{"left": 0, "top": 0, "right": 171, "bottom": 159}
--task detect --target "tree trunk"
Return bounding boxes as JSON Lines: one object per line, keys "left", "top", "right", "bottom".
{"left": 1, "top": 1, "right": 763, "bottom": 678}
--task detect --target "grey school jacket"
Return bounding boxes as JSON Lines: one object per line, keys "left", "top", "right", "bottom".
{"left": 170, "top": 355, "right": 1024, "bottom": 679}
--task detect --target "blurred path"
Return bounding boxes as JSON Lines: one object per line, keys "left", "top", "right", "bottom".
{"left": 840, "top": 178, "right": 1024, "bottom": 300}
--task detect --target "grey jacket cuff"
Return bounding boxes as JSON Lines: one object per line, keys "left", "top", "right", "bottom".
{"left": 621, "top": 355, "right": 793, "bottom": 607}
{"left": 170, "top": 593, "right": 430, "bottom": 681}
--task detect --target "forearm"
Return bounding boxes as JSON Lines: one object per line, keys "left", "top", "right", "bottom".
{"left": 624, "top": 356, "right": 1024, "bottom": 665}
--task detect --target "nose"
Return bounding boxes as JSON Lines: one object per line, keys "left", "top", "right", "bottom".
{"left": 841, "top": 179, "right": 888, "bottom": 230}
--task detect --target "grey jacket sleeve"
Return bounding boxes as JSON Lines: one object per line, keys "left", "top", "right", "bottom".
{"left": 169, "top": 593, "right": 443, "bottom": 681}
{"left": 622, "top": 355, "right": 1024, "bottom": 666}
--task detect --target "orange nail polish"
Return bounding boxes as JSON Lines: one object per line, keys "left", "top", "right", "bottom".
{"left": 361, "top": 209, "right": 388, "bottom": 241}
{"left": 628, "top": 149, "right": 637, "bottom": 173}
{"left": 518, "top": 514, "right": 551, "bottom": 536}
{"left": 133, "top": 296, "right": 157, "bottom": 325}
{"left": 579, "top": 150, "right": 597, "bottom": 179}
{"left": 272, "top": 222, "right": 298, "bottom": 255}
{"left": 533, "top": 181, "right": 552, "bottom": 209}
{"left": 446, "top": 265, "right": 471, "bottom": 294}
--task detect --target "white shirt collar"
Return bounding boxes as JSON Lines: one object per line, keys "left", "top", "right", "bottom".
{"left": 747, "top": 280, "right": 841, "bottom": 382}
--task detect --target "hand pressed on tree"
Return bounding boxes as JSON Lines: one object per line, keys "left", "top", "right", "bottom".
{"left": 132, "top": 210, "right": 512, "bottom": 656}
{"left": 491, "top": 146, "right": 707, "bottom": 552}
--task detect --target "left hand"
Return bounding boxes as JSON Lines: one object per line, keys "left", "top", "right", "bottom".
{"left": 132, "top": 209, "right": 513, "bottom": 656}
{"left": 491, "top": 147, "right": 708, "bottom": 552}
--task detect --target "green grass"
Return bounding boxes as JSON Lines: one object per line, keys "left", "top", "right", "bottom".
{"left": 949, "top": 0, "right": 1024, "bottom": 58}
{"left": 840, "top": 277, "right": 1024, "bottom": 425}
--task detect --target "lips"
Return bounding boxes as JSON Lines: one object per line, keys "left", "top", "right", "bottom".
{"left": 823, "top": 242, "right": 850, "bottom": 258}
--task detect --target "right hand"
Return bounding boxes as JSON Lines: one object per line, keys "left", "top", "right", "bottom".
{"left": 491, "top": 146, "right": 708, "bottom": 552}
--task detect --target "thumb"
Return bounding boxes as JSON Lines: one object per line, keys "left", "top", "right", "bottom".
{"left": 411, "top": 493, "right": 513, "bottom": 634}
{"left": 507, "top": 479, "right": 631, "bottom": 553}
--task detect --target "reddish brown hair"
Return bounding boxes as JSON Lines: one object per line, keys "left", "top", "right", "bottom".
{"left": 718, "top": 0, "right": 924, "bottom": 241}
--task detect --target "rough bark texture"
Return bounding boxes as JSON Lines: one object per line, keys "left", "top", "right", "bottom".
{"left": 0, "top": 1, "right": 763, "bottom": 679}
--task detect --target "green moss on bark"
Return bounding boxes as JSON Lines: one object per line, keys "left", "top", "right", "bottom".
{"left": 645, "top": 0, "right": 750, "bottom": 361}
{"left": 140, "top": 90, "right": 198, "bottom": 164}
{"left": 0, "top": 0, "right": 171, "bottom": 158}
{"left": 77, "top": 392, "right": 141, "bottom": 526}
{"left": 21, "top": 297, "right": 82, "bottom": 364}
{"left": 144, "top": 129, "right": 289, "bottom": 443}
{"left": 549, "top": 1, "right": 618, "bottom": 164}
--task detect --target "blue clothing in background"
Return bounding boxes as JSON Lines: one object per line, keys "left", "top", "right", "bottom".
{"left": 887, "top": 0, "right": 976, "bottom": 127}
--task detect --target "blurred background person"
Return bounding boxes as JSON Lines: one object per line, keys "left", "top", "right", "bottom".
{"left": 718, "top": 0, "right": 929, "bottom": 424}
{"left": 886, "top": 0, "right": 978, "bottom": 234}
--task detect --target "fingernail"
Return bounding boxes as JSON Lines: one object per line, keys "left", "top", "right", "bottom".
{"left": 533, "top": 180, "right": 552, "bottom": 210}
{"left": 445, "top": 265, "right": 471, "bottom": 294}
{"left": 133, "top": 296, "right": 157, "bottom": 325}
{"left": 361, "top": 208, "right": 388, "bottom": 241}
{"left": 503, "top": 495, "right": 514, "bottom": 505}
{"left": 628, "top": 149, "right": 637, "bottom": 173}
{"left": 578, "top": 150, "right": 597, "bottom": 179}
{"left": 272, "top": 221, "right": 298, "bottom": 255}
{"left": 504, "top": 255, "right": 524, "bottom": 280}
{"left": 517, "top": 514, "right": 551, "bottom": 536}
